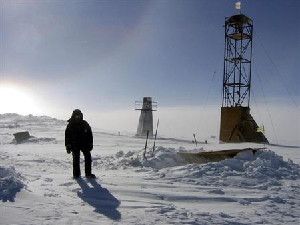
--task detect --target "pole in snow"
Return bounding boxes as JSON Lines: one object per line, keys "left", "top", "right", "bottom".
{"left": 193, "top": 133, "right": 198, "bottom": 147}
{"left": 143, "top": 130, "right": 150, "bottom": 160}
{"left": 152, "top": 118, "right": 160, "bottom": 154}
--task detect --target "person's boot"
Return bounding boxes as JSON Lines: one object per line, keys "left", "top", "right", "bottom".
{"left": 73, "top": 175, "right": 81, "bottom": 179}
{"left": 86, "top": 174, "right": 96, "bottom": 179}
{"left": 83, "top": 151, "right": 94, "bottom": 178}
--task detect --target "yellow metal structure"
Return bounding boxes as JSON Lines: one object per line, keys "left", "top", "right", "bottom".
{"left": 219, "top": 107, "right": 268, "bottom": 143}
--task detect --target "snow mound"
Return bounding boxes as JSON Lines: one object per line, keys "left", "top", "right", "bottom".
{"left": 0, "top": 113, "right": 66, "bottom": 128}
{"left": 94, "top": 147, "right": 300, "bottom": 190}
{"left": 94, "top": 146, "right": 189, "bottom": 170}
{"left": 142, "top": 146, "right": 190, "bottom": 169}
{"left": 165, "top": 149, "right": 300, "bottom": 189}
{"left": 183, "top": 150, "right": 299, "bottom": 180}
{"left": 0, "top": 166, "right": 24, "bottom": 202}
{"left": 0, "top": 113, "right": 63, "bottom": 145}
{"left": 11, "top": 136, "right": 57, "bottom": 144}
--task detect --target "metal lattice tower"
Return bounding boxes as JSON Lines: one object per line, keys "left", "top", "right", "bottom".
{"left": 222, "top": 14, "right": 253, "bottom": 107}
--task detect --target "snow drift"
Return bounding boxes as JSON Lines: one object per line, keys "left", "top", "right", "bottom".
{"left": 163, "top": 149, "right": 300, "bottom": 189}
{"left": 0, "top": 113, "right": 63, "bottom": 145}
{"left": 11, "top": 136, "right": 57, "bottom": 144}
{"left": 94, "top": 147, "right": 300, "bottom": 190}
{"left": 0, "top": 113, "right": 66, "bottom": 128}
{"left": 0, "top": 112, "right": 299, "bottom": 224}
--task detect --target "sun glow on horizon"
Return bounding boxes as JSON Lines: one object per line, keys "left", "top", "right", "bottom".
{"left": 0, "top": 84, "right": 42, "bottom": 115}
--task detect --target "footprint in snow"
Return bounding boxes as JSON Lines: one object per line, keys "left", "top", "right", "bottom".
{"left": 59, "top": 182, "right": 74, "bottom": 187}
{"left": 44, "top": 178, "right": 53, "bottom": 182}
{"left": 208, "top": 189, "right": 225, "bottom": 195}
{"left": 44, "top": 193, "right": 60, "bottom": 197}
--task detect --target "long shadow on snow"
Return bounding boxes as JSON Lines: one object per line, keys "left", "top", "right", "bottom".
{"left": 0, "top": 187, "right": 22, "bottom": 202}
{"left": 76, "top": 178, "right": 121, "bottom": 221}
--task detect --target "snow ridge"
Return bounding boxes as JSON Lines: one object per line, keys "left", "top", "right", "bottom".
{"left": 163, "top": 149, "right": 300, "bottom": 190}
{"left": 94, "top": 147, "right": 300, "bottom": 189}
{"left": 0, "top": 113, "right": 66, "bottom": 128}
{"left": 0, "top": 113, "right": 64, "bottom": 145}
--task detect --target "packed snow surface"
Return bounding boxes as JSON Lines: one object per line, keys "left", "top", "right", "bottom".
{"left": 0, "top": 114, "right": 299, "bottom": 224}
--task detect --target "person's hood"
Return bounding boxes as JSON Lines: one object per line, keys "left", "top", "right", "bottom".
{"left": 68, "top": 109, "right": 83, "bottom": 122}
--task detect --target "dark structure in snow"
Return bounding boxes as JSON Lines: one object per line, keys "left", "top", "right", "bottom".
{"left": 135, "top": 97, "right": 157, "bottom": 137}
{"left": 13, "top": 131, "right": 30, "bottom": 143}
{"left": 13, "top": 131, "right": 56, "bottom": 144}
{"left": 220, "top": 14, "right": 268, "bottom": 143}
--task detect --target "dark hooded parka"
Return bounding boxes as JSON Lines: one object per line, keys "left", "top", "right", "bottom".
{"left": 65, "top": 109, "right": 93, "bottom": 152}
{"left": 65, "top": 109, "right": 94, "bottom": 178}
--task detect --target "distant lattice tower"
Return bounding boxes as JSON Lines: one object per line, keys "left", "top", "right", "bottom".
{"left": 219, "top": 11, "right": 268, "bottom": 143}
{"left": 135, "top": 97, "right": 157, "bottom": 137}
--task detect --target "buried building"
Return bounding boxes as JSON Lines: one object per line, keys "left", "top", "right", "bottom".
{"left": 135, "top": 97, "right": 157, "bottom": 137}
{"left": 219, "top": 13, "right": 268, "bottom": 143}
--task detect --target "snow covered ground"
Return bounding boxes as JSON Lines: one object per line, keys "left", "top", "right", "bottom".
{"left": 0, "top": 114, "right": 299, "bottom": 224}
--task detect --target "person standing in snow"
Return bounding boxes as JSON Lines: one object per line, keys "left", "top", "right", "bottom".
{"left": 65, "top": 109, "right": 95, "bottom": 179}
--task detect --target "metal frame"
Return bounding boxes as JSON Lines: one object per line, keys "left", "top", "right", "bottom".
{"left": 135, "top": 100, "right": 157, "bottom": 111}
{"left": 222, "top": 14, "right": 253, "bottom": 107}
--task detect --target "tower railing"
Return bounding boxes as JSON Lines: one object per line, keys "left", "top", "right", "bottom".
{"left": 134, "top": 101, "right": 158, "bottom": 111}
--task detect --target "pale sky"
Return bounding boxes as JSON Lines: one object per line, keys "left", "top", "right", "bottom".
{"left": 0, "top": 0, "right": 299, "bottom": 143}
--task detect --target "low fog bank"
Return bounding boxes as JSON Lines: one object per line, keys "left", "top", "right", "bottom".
{"left": 57, "top": 104, "right": 299, "bottom": 145}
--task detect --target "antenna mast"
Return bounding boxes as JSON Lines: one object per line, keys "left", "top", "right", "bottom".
{"left": 222, "top": 3, "right": 253, "bottom": 107}
{"left": 219, "top": 3, "right": 268, "bottom": 143}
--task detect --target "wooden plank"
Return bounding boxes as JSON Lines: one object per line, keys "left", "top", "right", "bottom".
{"left": 178, "top": 148, "right": 261, "bottom": 164}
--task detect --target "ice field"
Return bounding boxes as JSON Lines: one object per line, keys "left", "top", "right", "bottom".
{"left": 0, "top": 114, "right": 299, "bottom": 224}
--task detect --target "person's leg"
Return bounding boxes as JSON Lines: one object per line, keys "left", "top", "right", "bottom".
{"left": 83, "top": 151, "right": 92, "bottom": 176}
{"left": 72, "top": 151, "right": 81, "bottom": 177}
